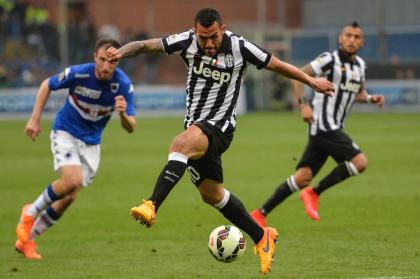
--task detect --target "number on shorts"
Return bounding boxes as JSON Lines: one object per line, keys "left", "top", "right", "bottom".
{"left": 187, "top": 166, "right": 201, "bottom": 184}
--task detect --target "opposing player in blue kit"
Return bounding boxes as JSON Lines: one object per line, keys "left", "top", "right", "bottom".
{"left": 15, "top": 38, "right": 136, "bottom": 259}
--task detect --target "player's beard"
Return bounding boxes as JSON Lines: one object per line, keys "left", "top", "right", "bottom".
{"left": 98, "top": 71, "right": 112, "bottom": 80}
{"left": 205, "top": 48, "right": 215, "bottom": 56}
{"left": 343, "top": 44, "right": 358, "bottom": 55}
{"left": 341, "top": 46, "right": 357, "bottom": 58}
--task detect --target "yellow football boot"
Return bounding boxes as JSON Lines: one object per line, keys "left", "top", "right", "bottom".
{"left": 131, "top": 199, "right": 156, "bottom": 227}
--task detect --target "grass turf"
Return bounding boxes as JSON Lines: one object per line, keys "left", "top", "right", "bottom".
{"left": 0, "top": 112, "right": 419, "bottom": 278}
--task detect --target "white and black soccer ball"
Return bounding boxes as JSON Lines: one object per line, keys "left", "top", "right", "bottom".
{"left": 208, "top": 225, "right": 246, "bottom": 263}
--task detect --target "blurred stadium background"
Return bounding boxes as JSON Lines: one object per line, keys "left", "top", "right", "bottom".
{"left": 1, "top": 0, "right": 420, "bottom": 115}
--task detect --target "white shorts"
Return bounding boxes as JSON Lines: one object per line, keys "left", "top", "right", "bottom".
{"left": 50, "top": 130, "right": 100, "bottom": 187}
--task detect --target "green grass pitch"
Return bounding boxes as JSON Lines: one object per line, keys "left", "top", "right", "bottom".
{"left": 0, "top": 112, "right": 419, "bottom": 278}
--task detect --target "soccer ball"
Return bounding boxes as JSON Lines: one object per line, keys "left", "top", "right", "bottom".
{"left": 208, "top": 225, "right": 246, "bottom": 263}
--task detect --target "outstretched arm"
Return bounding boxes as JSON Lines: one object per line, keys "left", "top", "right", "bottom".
{"left": 291, "top": 64, "right": 316, "bottom": 101}
{"left": 265, "top": 56, "right": 335, "bottom": 95}
{"left": 25, "top": 78, "right": 51, "bottom": 141}
{"left": 107, "top": 38, "right": 164, "bottom": 62}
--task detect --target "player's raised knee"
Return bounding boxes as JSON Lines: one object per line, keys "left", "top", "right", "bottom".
{"left": 294, "top": 168, "right": 313, "bottom": 188}
{"left": 169, "top": 135, "right": 190, "bottom": 154}
{"left": 352, "top": 153, "right": 368, "bottom": 174}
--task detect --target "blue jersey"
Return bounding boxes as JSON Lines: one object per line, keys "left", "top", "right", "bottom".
{"left": 49, "top": 63, "right": 135, "bottom": 144}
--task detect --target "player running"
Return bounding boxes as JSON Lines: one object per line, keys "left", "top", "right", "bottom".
{"left": 251, "top": 22, "right": 385, "bottom": 226}
{"left": 16, "top": 38, "right": 136, "bottom": 259}
{"left": 107, "top": 8, "right": 334, "bottom": 274}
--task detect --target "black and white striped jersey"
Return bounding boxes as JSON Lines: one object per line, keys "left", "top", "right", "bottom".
{"left": 309, "top": 49, "right": 366, "bottom": 136}
{"left": 161, "top": 30, "right": 272, "bottom": 133}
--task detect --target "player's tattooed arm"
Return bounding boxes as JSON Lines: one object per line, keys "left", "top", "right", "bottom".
{"left": 120, "top": 39, "right": 164, "bottom": 57}
{"left": 107, "top": 39, "right": 164, "bottom": 62}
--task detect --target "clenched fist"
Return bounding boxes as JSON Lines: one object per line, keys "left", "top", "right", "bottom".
{"left": 114, "top": 95, "right": 127, "bottom": 113}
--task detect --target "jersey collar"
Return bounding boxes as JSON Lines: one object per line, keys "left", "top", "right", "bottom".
{"left": 338, "top": 48, "right": 357, "bottom": 64}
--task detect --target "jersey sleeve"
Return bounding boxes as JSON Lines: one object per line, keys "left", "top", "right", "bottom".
{"left": 161, "top": 30, "right": 193, "bottom": 55}
{"left": 309, "top": 52, "right": 334, "bottom": 76}
{"left": 120, "top": 82, "right": 135, "bottom": 116}
{"left": 362, "top": 65, "right": 366, "bottom": 83}
{"left": 356, "top": 56, "right": 367, "bottom": 84}
{"left": 239, "top": 38, "right": 272, "bottom": 70}
{"left": 48, "top": 66, "right": 75, "bottom": 90}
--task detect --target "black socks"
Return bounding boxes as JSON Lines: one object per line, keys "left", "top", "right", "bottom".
{"left": 150, "top": 153, "right": 188, "bottom": 210}
{"left": 217, "top": 191, "right": 264, "bottom": 244}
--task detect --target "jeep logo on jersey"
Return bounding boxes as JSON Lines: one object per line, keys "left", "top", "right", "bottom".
{"left": 339, "top": 80, "right": 361, "bottom": 93}
{"left": 111, "top": 83, "right": 119, "bottom": 93}
{"left": 224, "top": 54, "right": 234, "bottom": 68}
{"left": 193, "top": 61, "right": 231, "bottom": 84}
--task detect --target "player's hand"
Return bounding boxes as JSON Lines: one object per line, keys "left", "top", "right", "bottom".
{"left": 24, "top": 117, "right": 41, "bottom": 141}
{"left": 371, "top": 95, "right": 385, "bottom": 107}
{"left": 300, "top": 104, "right": 314, "bottom": 124}
{"left": 114, "top": 96, "right": 127, "bottom": 113}
{"left": 106, "top": 47, "right": 123, "bottom": 63}
{"left": 310, "top": 77, "right": 335, "bottom": 96}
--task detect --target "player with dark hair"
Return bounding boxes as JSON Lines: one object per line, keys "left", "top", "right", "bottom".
{"left": 251, "top": 22, "right": 385, "bottom": 226}
{"left": 107, "top": 8, "right": 334, "bottom": 274}
{"left": 15, "top": 38, "right": 136, "bottom": 259}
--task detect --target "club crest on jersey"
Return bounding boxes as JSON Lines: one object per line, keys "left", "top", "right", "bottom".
{"left": 111, "top": 83, "right": 119, "bottom": 93}
{"left": 224, "top": 54, "right": 234, "bottom": 68}
{"left": 58, "top": 67, "right": 71, "bottom": 81}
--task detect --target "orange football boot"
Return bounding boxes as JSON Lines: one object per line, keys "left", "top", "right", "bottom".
{"left": 300, "top": 187, "right": 320, "bottom": 221}
{"left": 15, "top": 239, "right": 42, "bottom": 260}
{"left": 254, "top": 227, "right": 279, "bottom": 274}
{"left": 131, "top": 199, "right": 156, "bottom": 227}
{"left": 16, "top": 204, "right": 35, "bottom": 243}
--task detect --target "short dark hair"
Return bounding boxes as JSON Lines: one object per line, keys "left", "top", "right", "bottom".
{"left": 94, "top": 38, "right": 121, "bottom": 52}
{"left": 194, "top": 8, "right": 222, "bottom": 28}
{"left": 349, "top": 21, "right": 361, "bottom": 28}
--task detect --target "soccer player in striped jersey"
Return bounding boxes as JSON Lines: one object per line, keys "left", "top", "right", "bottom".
{"left": 251, "top": 22, "right": 385, "bottom": 226}
{"left": 107, "top": 8, "right": 334, "bottom": 274}
{"left": 15, "top": 39, "right": 136, "bottom": 259}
